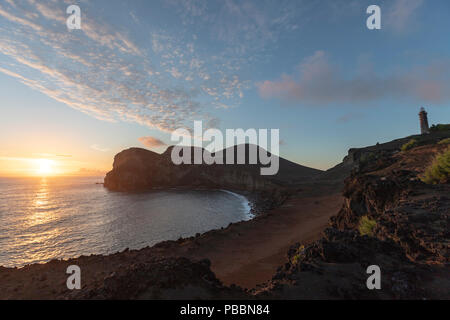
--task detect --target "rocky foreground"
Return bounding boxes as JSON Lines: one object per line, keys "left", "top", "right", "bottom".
{"left": 0, "top": 132, "right": 449, "bottom": 299}
{"left": 256, "top": 141, "right": 449, "bottom": 299}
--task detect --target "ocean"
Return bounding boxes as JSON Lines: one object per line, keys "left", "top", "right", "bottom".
{"left": 0, "top": 176, "right": 252, "bottom": 268}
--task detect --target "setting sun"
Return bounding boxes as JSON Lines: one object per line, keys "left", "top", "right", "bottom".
{"left": 35, "top": 159, "right": 55, "bottom": 176}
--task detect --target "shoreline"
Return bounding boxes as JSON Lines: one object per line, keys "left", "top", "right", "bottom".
{"left": 219, "top": 189, "right": 254, "bottom": 220}
{"left": 0, "top": 187, "right": 261, "bottom": 270}
{"left": 159, "top": 186, "right": 283, "bottom": 215}
{"left": 0, "top": 184, "right": 344, "bottom": 297}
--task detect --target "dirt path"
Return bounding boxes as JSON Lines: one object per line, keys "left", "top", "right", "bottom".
{"left": 178, "top": 193, "right": 344, "bottom": 288}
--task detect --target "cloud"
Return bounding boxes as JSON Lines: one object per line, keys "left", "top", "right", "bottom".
{"left": 258, "top": 51, "right": 450, "bottom": 105}
{"left": 32, "top": 153, "right": 72, "bottom": 158}
{"left": 0, "top": 1, "right": 368, "bottom": 131}
{"left": 0, "top": 5, "right": 43, "bottom": 31}
{"left": 78, "top": 168, "right": 106, "bottom": 175}
{"left": 337, "top": 112, "right": 364, "bottom": 123}
{"left": 0, "top": 0, "right": 435, "bottom": 134}
{"left": 138, "top": 136, "right": 167, "bottom": 148}
{"left": 385, "top": 0, "right": 424, "bottom": 33}
{"left": 165, "top": 0, "right": 314, "bottom": 57}
{"left": 91, "top": 144, "right": 110, "bottom": 152}
{"left": 0, "top": 1, "right": 247, "bottom": 133}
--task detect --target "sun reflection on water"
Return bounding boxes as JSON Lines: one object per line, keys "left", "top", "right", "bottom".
{"left": 13, "top": 177, "right": 64, "bottom": 264}
{"left": 34, "top": 178, "right": 49, "bottom": 207}
{"left": 26, "top": 178, "right": 59, "bottom": 233}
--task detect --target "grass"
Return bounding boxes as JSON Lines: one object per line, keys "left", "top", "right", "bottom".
{"left": 438, "top": 138, "right": 450, "bottom": 145}
{"left": 291, "top": 245, "right": 305, "bottom": 265}
{"left": 401, "top": 139, "right": 419, "bottom": 152}
{"left": 358, "top": 216, "right": 376, "bottom": 237}
{"left": 421, "top": 147, "right": 450, "bottom": 184}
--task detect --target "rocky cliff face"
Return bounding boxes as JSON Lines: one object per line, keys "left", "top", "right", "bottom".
{"left": 256, "top": 139, "right": 450, "bottom": 299}
{"left": 332, "top": 143, "right": 449, "bottom": 263}
{"left": 104, "top": 145, "right": 323, "bottom": 208}
{"left": 104, "top": 147, "right": 277, "bottom": 200}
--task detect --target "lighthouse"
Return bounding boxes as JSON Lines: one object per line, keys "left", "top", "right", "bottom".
{"left": 419, "top": 107, "right": 430, "bottom": 134}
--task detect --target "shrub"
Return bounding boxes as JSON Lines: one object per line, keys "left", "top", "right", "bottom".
{"left": 438, "top": 138, "right": 450, "bottom": 145}
{"left": 358, "top": 216, "right": 376, "bottom": 236}
{"left": 421, "top": 147, "right": 450, "bottom": 184}
{"left": 401, "top": 139, "right": 419, "bottom": 152}
{"left": 430, "top": 124, "right": 450, "bottom": 132}
{"left": 359, "top": 152, "right": 376, "bottom": 164}
{"left": 291, "top": 245, "right": 305, "bottom": 265}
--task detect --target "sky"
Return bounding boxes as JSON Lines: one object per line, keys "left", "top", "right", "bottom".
{"left": 0, "top": 0, "right": 449, "bottom": 176}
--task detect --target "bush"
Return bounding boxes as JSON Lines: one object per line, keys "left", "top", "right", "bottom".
{"left": 438, "top": 138, "right": 450, "bottom": 145}
{"left": 359, "top": 152, "right": 376, "bottom": 165}
{"left": 421, "top": 147, "right": 450, "bottom": 184}
{"left": 291, "top": 245, "right": 305, "bottom": 265}
{"left": 358, "top": 216, "right": 376, "bottom": 236}
{"left": 401, "top": 139, "right": 419, "bottom": 152}
{"left": 430, "top": 124, "right": 450, "bottom": 132}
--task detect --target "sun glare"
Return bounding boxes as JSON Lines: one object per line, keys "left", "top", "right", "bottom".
{"left": 35, "top": 159, "right": 55, "bottom": 176}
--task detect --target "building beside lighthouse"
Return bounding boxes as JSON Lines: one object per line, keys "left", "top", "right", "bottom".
{"left": 419, "top": 107, "right": 430, "bottom": 134}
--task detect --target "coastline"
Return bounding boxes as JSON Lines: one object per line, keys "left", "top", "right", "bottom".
{"left": 2, "top": 133, "right": 448, "bottom": 299}
{"left": 0, "top": 184, "right": 343, "bottom": 298}
{"left": 219, "top": 189, "right": 254, "bottom": 220}
{"left": 106, "top": 183, "right": 283, "bottom": 218}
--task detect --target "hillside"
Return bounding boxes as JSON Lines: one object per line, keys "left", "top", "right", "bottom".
{"left": 256, "top": 137, "right": 450, "bottom": 299}
{"left": 317, "top": 128, "right": 450, "bottom": 183}
{"left": 104, "top": 144, "right": 322, "bottom": 194}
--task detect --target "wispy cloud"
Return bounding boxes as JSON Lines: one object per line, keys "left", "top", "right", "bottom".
{"left": 0, "top": 0, "right": 251, "bottom": 133}
{"left": 138, "top": 136, "right": 167, "bottom": 148}
{"left": 32, "top": 153, "right": 72, "bottom": 158}
{"left": 337, "top": 112, "right": 364, "bottom": 123}
{"left": 90, "top": 144, "right": 110, "bottom": 153}
{"left": 0, "top": 0, "right": 435, "bottom": 133}
{"left": 78, "top": 167, "right": 106, "bottom": 175}
{"left": 168, "top": 0, "right": 313, "bottom": 48}
{"left": 385, "top": 0, "right": 424, "bottom": 33}
{"left": 258, "top": 51, "right": 450, "bottom": 105}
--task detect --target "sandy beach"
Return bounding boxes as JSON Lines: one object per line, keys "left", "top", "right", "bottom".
{"left": 174, "top": 192, "right": 343, "bottom": 288}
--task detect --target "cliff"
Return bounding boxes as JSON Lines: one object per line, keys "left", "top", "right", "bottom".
{"left": 255, "top": 133, "right": 450, "bottom": 299}
{"left": 103, "top": 144, "right": 323, "bottom": 207}
{"left": 318, "top": 129, "right": 450, "bottom": 183}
